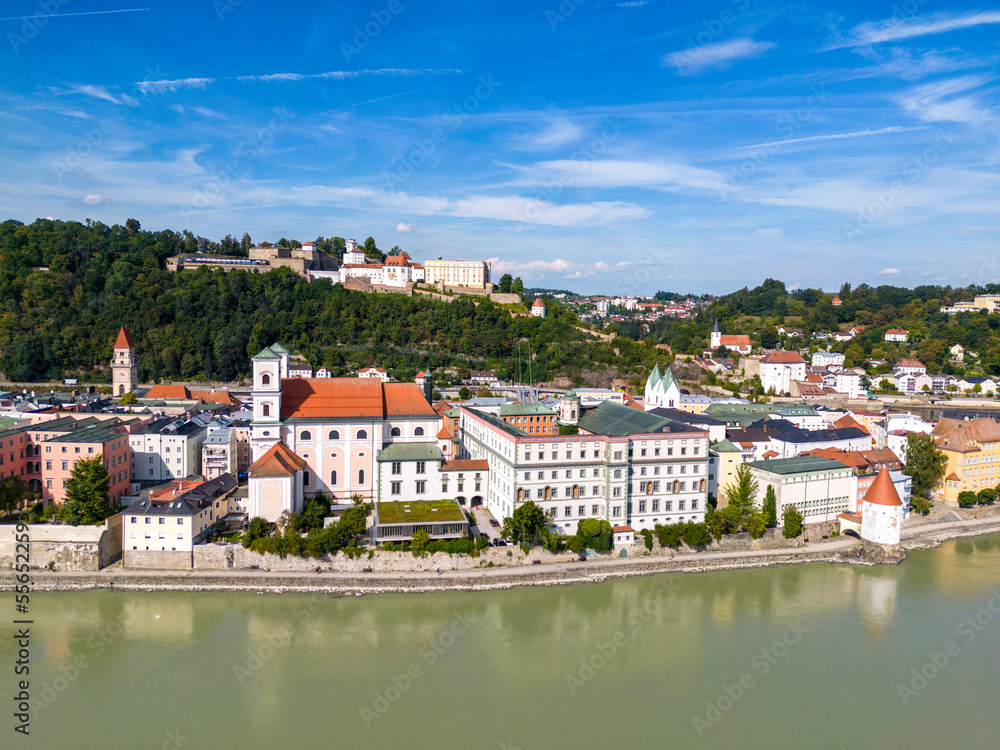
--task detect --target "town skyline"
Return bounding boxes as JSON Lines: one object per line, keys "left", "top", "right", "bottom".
{"left": 2, "top": 1, "right": 998, "bottom": 294}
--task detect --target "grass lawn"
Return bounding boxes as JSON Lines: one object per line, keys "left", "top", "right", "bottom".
{"left": 377, "top": 499, "right": 466, "bottom": 524}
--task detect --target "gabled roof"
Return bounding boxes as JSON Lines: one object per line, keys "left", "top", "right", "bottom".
{"left": 712, "top": 439, "right": 742, "bottom": 453}
{"left": 278, "top": 379, "right": 436, "bottom": 419}
{"left": 249, "top": 442, "right": 307, "bottom": 478}
{"left": 862, "top": 467, "right": 902, "bottom": 507}
{"left": 579, "top": 401, "right": 690, "bottom": 436}
{"left": 834, "top": 415, "right": 868, "bottom": 433}
{"left": 377, "top": 442, "right": 442, "bottom": 463}
{"left": 114, "top": 326, "right": 134, "bottom": 349}
{"left": 764, "top": 351, "right": 806, "bottom": 364}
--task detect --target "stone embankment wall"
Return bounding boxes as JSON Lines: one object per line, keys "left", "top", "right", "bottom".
{"left": 0, "top": 516, "right": 122, "bottom": 571}
{"left": 123, "top": 550, "right": 193, "bottom": 570}
{"left": 713, "top": 528, "right": 802, "bottom": 551}
{"left": 802, "top": 520, "right": 839, "bottom": 543}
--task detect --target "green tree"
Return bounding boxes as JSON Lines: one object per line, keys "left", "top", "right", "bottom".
{"left": 782, "top": 505, "right": 804, "bottom": 539}
{"left": 510, "top": 277, "right": 524, "bottom": 294}
{"left": 681, "top": 521, "right": 712, "bottom": 547}
{"left": 977, "top": 487, "right": 996, "bottom": 504}
{"left": 0, "top": 476, "right": 34, "bottom": 515}
{"left": 502, "top": 500, "right": 547, "bottom": 546}
{"left": 762, "top": 485, "right": 777, "bottom": 528}
{"left": 722, "top": 463, "right": 759, "bottom": 527}
{"left": 119, "top": 391, "right": 137, "bottom": 404}
{"left": 410, "top": 529, "right": 430, "bottom": 556}
{"left": 759, "top": 327, "right": 779, "bottom": 349}
{"left": 299, "top": 492, "right": 331, "bottom": 532}
{"left": 903, "top": 433, "right": 947, "bottom": 499}
{"left": 61, "top": 456, "right": 110, "bottom": 525}
{"left": 498, "top": 274, "right": 512, "bottom": 293}
{"left": 573, "top": 518, "right": 613, "bottom": 552}
{"left": 957, "top": 490, "right": 978, "bottom": 506}
{"left": 458, "top": 386, "right": 472, "bottom": 400}
{"left": 243, "top": 517, "right": 270, "bottom": 547}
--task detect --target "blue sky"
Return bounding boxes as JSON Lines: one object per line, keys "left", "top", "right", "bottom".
{"left": 1, "top": 0, "right": 998, "bottom": 294}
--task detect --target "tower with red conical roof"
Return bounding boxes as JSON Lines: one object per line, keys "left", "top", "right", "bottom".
{"left": 860, "top": 467, "right": 904, "bottom": 546}
{"left": 111, "top": 326, "right": 137, "bottom": 396}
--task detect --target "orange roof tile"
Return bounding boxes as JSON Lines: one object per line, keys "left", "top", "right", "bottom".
{"left": 532, "top": 298, "right": 545, "bottom": 307}
{"left": 862, "top": 467, "right": 902, "bottom": 507}
{"left": 834, "top": 415, "right": 868, "bottom": 433}
{"left": 612, "top": 525, "right": 635, "bottom": 533}
{"left": 764, "top": 351, "right": 805, "bottom": 364}
{"left": 946, "top": 472, "right": 960, "bottom": 481}
{"left": 437, "top": 426, "right": 453, "bottom": 440}
{"left": 278, "top": 379, "right": 436, "bottom": 419}
{"left": 114, "top": 326, "right": 134, "bottom": 349}
{"left": 145, "top": 384, "right": 192, "bottom": 400}
{"left": 249, "top": 442, "right": 307, "bottom": 478}
{"left": 440, "top": 459, "right": 488, "bottom": 472}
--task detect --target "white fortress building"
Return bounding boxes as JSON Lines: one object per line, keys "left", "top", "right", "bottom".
{"left": 860, "top": 467, "right": 905, "bottom": 546}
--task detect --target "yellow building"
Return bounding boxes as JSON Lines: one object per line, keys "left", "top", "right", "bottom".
{"left": 932, "top": 418, "right": 1000, "bottom": 506}
{"left": 709, "top": 439, "right": 743, "bottom": 507}
{"left": 423, "top": 259, "right": 491, "bottom": 289}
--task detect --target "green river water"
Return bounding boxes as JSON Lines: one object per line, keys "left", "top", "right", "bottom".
{"left": 4, "top": 534, "right": 1000, "bottom": 749}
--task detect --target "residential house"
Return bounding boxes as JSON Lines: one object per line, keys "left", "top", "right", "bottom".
{"left": 932, "top": 418, "right": 1000, "bottom": 506}
{"left": 884, "top": 330, "right": 909, "bottom": 343}
{"left": 760, "top": 351, "right": 807, "bottom": 396}
{"left": 123, "top": 474, "right": 238, "bottom": 552}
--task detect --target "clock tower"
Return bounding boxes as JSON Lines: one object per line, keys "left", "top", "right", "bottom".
{"left": 111, "top": 326, "right": 138, "bottom": 396}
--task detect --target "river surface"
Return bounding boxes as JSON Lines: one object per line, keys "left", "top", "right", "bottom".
{"left": 5, "top": 535, "right": 1000, "bottom": 749}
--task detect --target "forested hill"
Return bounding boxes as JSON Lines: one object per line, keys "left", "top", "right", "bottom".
{"left": 0, "top": 218, "right": 660, "bottom": 385}
{"left": 637, "top": 278, "right": 1000, "bottom": 375}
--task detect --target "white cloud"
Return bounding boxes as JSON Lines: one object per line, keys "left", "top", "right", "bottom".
{"left": 743, "top": 126, "right": 925, "bottom": 150}
{"left": 664, "top": 38, "right": 775, "bottom": 74}
{"left": 136, "top": 78, "right": 215, "bottom": 95}
{"left": 836, "top": 11, "right": 1000, "bottom": 48}
{"left": 169, "top": 104, "right": 225, "bottom": 118}
{"left": 756, "top": 228, "right": 783, "bottom": 235}
{"left": 520, "top": 159, "right": 727, "bottom": 192}
{"left": 66, "top": 84, "right": 122, "bottom": 104}
{"left": 899, "top": 75, "right": 993, "bottom": 123}
{"left": 522, "top": 120, "right": 582, "bottom": 149}
{"left": 877, "top": 267, "right": 900, "bottom": 275}
{"left": 82, "top": 194, "right": 111, "bottom": 205}
{"left": 395, "top": 222, "right": 417, "bottom": 233}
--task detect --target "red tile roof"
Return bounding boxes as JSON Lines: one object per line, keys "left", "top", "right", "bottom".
{"left": 532, "top": 298, "right": 545, "bottom": 307}
{"left": 612, "top": 525, "right": 635, "bottom": 533}
{"left": 862, "top": 467, "right": 902, "bottom": 507}
{"left": 279, "top": 378, "right": 435, "bottom": 419}
{"left": 440, "top": 459, "right": 489, "bottom": 472}
{"left": 249, "top": 441, "right": 307, "bottom": 478}
{"left": 143, "top": 385, "right": 238, "bottom": 406}
{"left": 764, "top": 351, "right": 805, "bottom": 364}
{"left": 114, "top": 326, "right": 134, "bottom": 349}
{"left": 834, "top": 415, "right": 868, "bottom": 433}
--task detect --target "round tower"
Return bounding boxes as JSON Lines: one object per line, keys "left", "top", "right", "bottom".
{"left": 860, "top": 467, "right": 904, "bottom": 546}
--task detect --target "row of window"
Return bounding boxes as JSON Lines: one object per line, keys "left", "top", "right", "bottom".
{"left": 547, "top": 498, "right": 699, "bottom": 519}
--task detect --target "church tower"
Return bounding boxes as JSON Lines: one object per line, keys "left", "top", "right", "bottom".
{"left": 250, "top": 346, "right": 283, "bottom": 461}
{"left": 111, "top": 326, "right": 138, "bottom": 396}
{"left": 710, "top": 319, "right": 722, "bottom": 350}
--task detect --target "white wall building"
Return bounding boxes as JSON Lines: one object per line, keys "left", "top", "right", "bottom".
{"left": 423, "top": 259, "right": 491, "bottom": 289}
{"left": 760, "top": 352, "right": 807, "bottom": 396}
{"left": 129, "top": 419, "right": 207, "bottom": 482}
{"left": 811, "top": 351, "right": 845, "bottom": 368}
{"left": 749, "top": 456, "right": 855, "bottom": 525}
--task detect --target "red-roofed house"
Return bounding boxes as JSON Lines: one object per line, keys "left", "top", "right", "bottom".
{"left": 885, "top": 329, "right": 909, "bottom": 343}
{"left": 760, "top": 351, "right": 806, "bottom": 395}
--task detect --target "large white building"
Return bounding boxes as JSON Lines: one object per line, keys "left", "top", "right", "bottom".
{"left": 123, "top": 475, "right": 238, "bottom": 552}
{"left": 461, "top": 401, "right": 709, "bottom": 535}
{"left": 749, "top": 455, "right": 855, "bottom": 525}
{"left": 129, "top": 418, "right": 207, "bottom": 483}
{"left": 760, "top": 351, "right": 807, "bottom": 395}
{"left": 246, "top": 344, "right": 440, "bottom": 521}
{"left": 423, "top": 259, "right": 491, "bottom": 289}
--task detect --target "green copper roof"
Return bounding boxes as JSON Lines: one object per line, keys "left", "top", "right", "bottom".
{"left": 499, "top": 403, "right": 556, "bottom": 417}
{"left": 253, "top": 346, "right": 279, "bottom": 360}
{"left": 376, "top": 443, "right": 443, "bottom": 463}
{"left": 563, "top": 390, "right": 577, "bottom": 399}
{"left": 578, "top": 401, "right": 687, "bottom": 436}
{"left": 748, "top": 456, "right": 848, "bottom": 475}
{"left": 712, "top": 439, "right": 742, "bottom": 453}
{"left": 269, "top": 343, "right": 289, "bottom": 354}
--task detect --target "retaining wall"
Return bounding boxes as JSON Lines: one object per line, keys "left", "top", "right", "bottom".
{"left": 0, "top": 517, "right": 122, "bottom": 571}
{"left": 123, "top": 550, "right": 193, "bottom": 570}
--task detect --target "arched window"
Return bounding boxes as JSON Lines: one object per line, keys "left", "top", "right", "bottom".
{"left": 572, "top": 485, "right": 579, "bottom": 498}
{"left": 544, "top": 486, "right": 552, "bottom": 500}
{"left": 329, "top": 430, "right": 340, "bottom": 440}
{"left": 357, "top": 429, "right": 368, "bottom": 440}
{"left": 414, "top": 426, "right": 425, "bottom": 436}
{"left": 331, "top": 470, "right": 338, "bottom": 485}
{"left": 517, "top": 488, "right": 524, "bottom": 501}
{"left": 358, "top": 469, "right": 365, "bottom": 485}
{"left": 700, "top": 479, "right": 706, "bottom": 492}
{"left": 300, "top": 430, "right": 312, "bottom": 440}
{"left": 261, "top": 403, "right": 270, "bottom": 417}
{"left": 390, "top": 427, "right": 401, "bottom": 437}
{"left": 261, "top": 373, "right": 270, "bottom": 386}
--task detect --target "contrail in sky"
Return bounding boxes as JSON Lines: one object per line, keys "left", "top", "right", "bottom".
{"left": 0, "top": 8, "right": 149, "bottom": 22}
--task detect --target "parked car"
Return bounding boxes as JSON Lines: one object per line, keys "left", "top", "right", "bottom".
{"left": 489, "top": 519, "right": 500, "bottom": 528}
